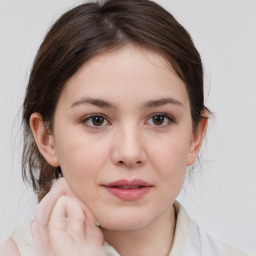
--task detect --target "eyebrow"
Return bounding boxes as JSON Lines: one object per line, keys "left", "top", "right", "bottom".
{"left": 71, "top": 98, "right": 116, "bottom": 109}
{"left": 71, "top": 97, "right": 184, "bottom": 109}
{"left": 144, "top": 98, "right": 184, "bottom": 108}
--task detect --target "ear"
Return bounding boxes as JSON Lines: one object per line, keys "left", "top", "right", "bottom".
{"left": 187, "top": 112, "right": 208, "bottom": 166}
{"left": 29, "top": 113, "right": 60, "bottom": 167}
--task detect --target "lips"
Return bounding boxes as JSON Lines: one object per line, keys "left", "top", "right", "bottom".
{"left": 102, "top": 179, "right": 153, "bottom": 201}
{"left": 112, "top": 185, "right": 143, "bottom": 189}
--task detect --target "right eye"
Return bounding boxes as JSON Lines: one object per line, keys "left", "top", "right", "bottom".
{"left": 81, "top": 114, "right": 110, "bottom": 128}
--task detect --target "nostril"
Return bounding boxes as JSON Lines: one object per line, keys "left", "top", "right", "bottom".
{"left": 118, "top": 160, "right": 125, "bottom": 165}
{"left": 117, "top": 160, "right": 143, "bottom": 167}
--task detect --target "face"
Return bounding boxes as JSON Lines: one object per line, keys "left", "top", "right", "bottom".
{"left": 45, "top": 46, "right": 204, "bottom": 230}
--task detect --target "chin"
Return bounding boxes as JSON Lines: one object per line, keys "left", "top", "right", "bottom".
{"left": 101, "top": 219, "right": 148, "bottom": 231}
{"left": 96, "top": 207, "right": 155, "bottom": 231}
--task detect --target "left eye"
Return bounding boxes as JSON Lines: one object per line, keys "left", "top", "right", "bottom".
{"left": 146, "top": 114, "right": 173, "bottom": 127}
{"left": 82, "top": 115, "right": 109, "bottom": 128}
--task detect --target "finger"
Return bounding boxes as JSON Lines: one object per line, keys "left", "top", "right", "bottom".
{"left": 49, "top": 196, "right": 86, "bottom": 237}
{"left": 53, "top": 178, "right": 96, "bottom": 227}
{"left": 31, "top": 180, "right": 66, "bottom": 254}
{"left": 66, "top": 198, "right": 87, "bottom": 237}
{"left": 57, "top": 183, "right": 98, "bottom": 228}
{"left": 60, "top": 195, "right": 104, "bottom": 246}
{"left": 33, "top": 178, "right": 68, "bottom": 226}
{"left": 77, "top": 204, "right": 104, "bottom": 246}
{"left": 65, "top": 196, "right": 105, "bottom": 245}
{"left": 31, "top": 178, "right": 70, "bottom": 252}
{"left": 30, "top": 219, "right": 51, "bottom": 256}
{"left": 79, "top": 201, "right": 97, "bottom": 226}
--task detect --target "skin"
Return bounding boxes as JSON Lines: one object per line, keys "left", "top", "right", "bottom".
{"left": 0, "top": 45, "right": 207, "bottom": 256}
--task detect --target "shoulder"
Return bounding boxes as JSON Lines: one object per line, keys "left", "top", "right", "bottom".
{"left": 192, "top": 220, "right": 253, "bottom": 256}
{"left": 174, "top": 202, "right": 253, "bottom": 256}
{"left": 191, "top": 220, "right": 252, "bottom": 256}
{"left": 220, "top": 242, "right": 253, "bottom": 256}
{"left": 0, "top": 238, "right": 21, "bottom": 256}
{"left": 1, "top": 220, "right": 33, "bottom": 256}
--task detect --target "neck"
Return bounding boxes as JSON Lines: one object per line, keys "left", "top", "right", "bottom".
{"left": 102, "top": 205, "right": 176, "bottom": 256}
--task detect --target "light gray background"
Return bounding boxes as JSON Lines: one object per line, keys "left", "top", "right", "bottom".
{"left": 0, "top": 0, "right": 255, "bottom": 254}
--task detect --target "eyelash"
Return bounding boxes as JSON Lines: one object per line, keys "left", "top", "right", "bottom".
{"left": 81, "top": 114, "right": 110, "bottom": 129}
{"left": 145, "top": 113, "right": 175, "bottom": 127}
{"left": 81, "top": 113, "right": 175, "bottom": 129}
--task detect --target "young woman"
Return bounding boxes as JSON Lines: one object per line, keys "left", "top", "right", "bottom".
{"left": 0, "top": 0, "right": 252, "bottom": 255}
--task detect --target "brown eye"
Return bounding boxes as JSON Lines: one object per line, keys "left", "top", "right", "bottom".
{"left": 92, "top": 116, "right": 104, "bottom": 126}
{"left": 145, "top": 113, "right": 174, "bottom": 127}
{"left": 152, "top": 115, "right": 165, "bottom": 125}
{"left": 82, "top": 114, "right": 109, "bottom": 128}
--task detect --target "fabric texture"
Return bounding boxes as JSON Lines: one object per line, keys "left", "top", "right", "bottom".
{"left": 10, "top": 201, "right": 252, "bottom": 256}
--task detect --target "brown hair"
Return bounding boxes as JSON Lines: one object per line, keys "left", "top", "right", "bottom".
{"left": 22, "top": 0, "right": 208, "bottom": 200}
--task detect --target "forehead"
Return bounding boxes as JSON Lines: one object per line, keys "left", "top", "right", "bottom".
{"left": 59, "top": 45, "right": 189, "bottom": 108}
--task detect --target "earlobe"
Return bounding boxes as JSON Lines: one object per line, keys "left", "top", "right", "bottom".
{"left": 187, "top": 113, "right": 208, "bottom": 166}
{"left": 29, "top": 113, "right": 60, "bottom": 167}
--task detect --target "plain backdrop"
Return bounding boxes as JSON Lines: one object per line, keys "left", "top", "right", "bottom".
{"left": 0, "top": 0, "right": 255, "bottom": 254}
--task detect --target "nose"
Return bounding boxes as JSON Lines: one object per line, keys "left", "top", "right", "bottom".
{"left": 111, "top": 125, "right": 147, "bottom": 169}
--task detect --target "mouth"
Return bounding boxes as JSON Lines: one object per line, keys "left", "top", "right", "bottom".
{"left": 109, "top": 185, "right": 145, "bottom": 189}
{"left": 102, "top": 179, "right": 153, "bottom": 201}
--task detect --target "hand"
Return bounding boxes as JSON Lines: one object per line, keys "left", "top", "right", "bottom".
{"left": 30, "top": 178, "right": 105, "bottom": 256}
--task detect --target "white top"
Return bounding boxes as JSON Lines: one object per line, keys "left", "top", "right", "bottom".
{"left": 10, "top": 202, "right": 252, "bottom": 256}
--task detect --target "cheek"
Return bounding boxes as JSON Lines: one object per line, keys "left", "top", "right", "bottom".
{"left": 149, "top": 131, "right": 191, "bottom": 170}
{"left": 54, "top": 131, "right": 109, "bottom": 199}
{"left": 148, "top": 133, "right": 191, "bottom": 191}
{"left": 55, "top": 125, "right": 108, "bottom": 169}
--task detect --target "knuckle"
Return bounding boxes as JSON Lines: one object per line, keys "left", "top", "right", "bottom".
{"left": 30, "top": 220, "right": 45, "bottom": 241}
{"left": 30, "top": 220, "right": 37, "bottom": 235}
{"left": 52, "top": 178, "right": 69, "bottom": 194}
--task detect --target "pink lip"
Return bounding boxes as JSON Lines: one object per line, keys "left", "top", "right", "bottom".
{"left": 102, "top": 179, "right": 153, "bottom": 201}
